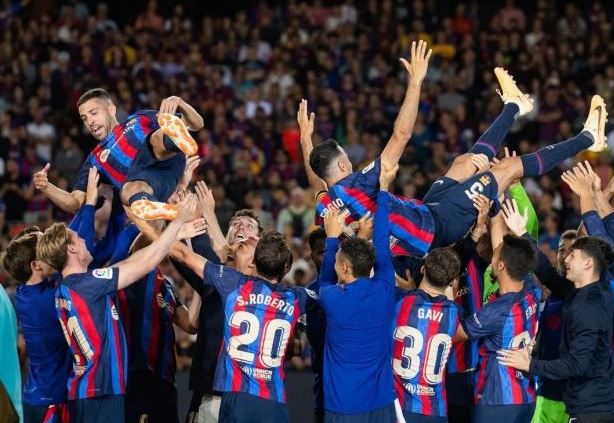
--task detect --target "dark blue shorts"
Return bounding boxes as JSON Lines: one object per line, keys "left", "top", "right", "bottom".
{"left": 324, "top": 403, "right": 396, "bottom": 423}
{"left": 446, "top": 371, "right": 475, "bottom": 423}
{"left": 219, "top": 392, "right": 289, "bottom": 422}
{"left": 473, "top": 403, "right": 535, "bottom": 423}
{"left": 69, "top": 395, "right": 124, "bottom": 423}
{"left": 402, "top": 411, "right": 448, "bottom": 423}
{"left": 125, "top": 370, "right": 179, "bottom": 423}
{"left": 425, "top": 173, "right": 499, "bottom": 249}
{"left": 125, "top": 139, "right": 186, "bottom": 202}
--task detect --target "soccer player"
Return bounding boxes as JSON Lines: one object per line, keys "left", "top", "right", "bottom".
{"left": 32, "top": 88, "right": 204, "bottom": 220}
{"left": 309, "top": 60, "right": 606, "bottom": 256}
{"left": 0, "top": 227, "right": 71, "bottom": 423}
{"left": 455, "top": 207, "right": 540, "bottom": 422}
{"left": 35, "top": 195, "right": 198, "bottom": 423}
{"left": 393, "top": 247, "right": 462, "bottom": 423}
{"left": 168, "top": 231, "right": 311, "bottom": 422}
{"left": 497, "top": 237, "right": 614, "bottom": 423}
{"left": 315, "top": 162, "right": 398, "bottom": 421}
{"left": 304, "top": 228, "right": 327, "bottom": 423}
{"left": 119, "top": 234, "right": 202, "bottom": 423}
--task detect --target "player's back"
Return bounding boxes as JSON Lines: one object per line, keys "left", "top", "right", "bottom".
{"left": 119, "top": 268, "right": 177, "bottom": 382}
{"left": 315, "top": 157, "right": 435, "bottom": 257}
{"left": 393, "top": 289, "right": 461, "bottom": 418}
{"left": 56, "top": 268, "right": 127, "bottom": 400}
{"left": 319, "top": 273, "right": 397, "bottom": 414}
{"left": 471, "top": 278, "right": 540, "bottom": 406}
{"left": 204, "top": 263, "right": 308, "bottom": 404}
{"left": 15, "top": 278, "right": 71, "bottom": 406}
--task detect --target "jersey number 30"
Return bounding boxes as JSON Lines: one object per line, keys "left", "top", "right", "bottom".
{"left": 393, "top": 326, "right": 452, "bottom": 384}
{"left": 228, "top": 311, "right": 292, "bottom": 369}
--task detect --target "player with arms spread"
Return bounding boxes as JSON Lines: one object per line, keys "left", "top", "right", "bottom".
{"left": 304, "top": 40, "right": 607, "bottom": 257}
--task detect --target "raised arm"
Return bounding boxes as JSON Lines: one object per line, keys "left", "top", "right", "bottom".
{"left": 195, "top": 180, "right": 228, "bottom": 260}
{"left": 321, "top": 209, "right": 342, "bottom": 286}
{"left": 373, "top": 162, "right": 397, "bottom": 283}
{"left": 502, "top": 199, "right": 572, "bottom": 298}
{"left": 160, "top": 96, "right": 204, "bottom": 131}
{"left": 116, "top": 195, "right": 199, "bottom": 290}
{"left": 33, "top": 163, "right": 85, "bottom": 213}
{"left": 380, "top": 40, "right": 431, "bottom": 169}
{"left": 297, "top": 99, "right": 327, "bottom": 195}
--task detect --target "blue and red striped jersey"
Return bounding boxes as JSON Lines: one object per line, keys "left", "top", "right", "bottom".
{"left": 41, "top": 403, "right": 70, "bottom": 423}
{"left": 462, "top": 277, "right": 540, "bottom": 405}
{"left": 55, "top": 267, "right": 127, "bottom": 400}
{"left": 314, "top": 158, "right": 435, "bottom": 257}
{"left": 90, "top": 110, "right": 160, "bottom": 189}
{"left": 203, "top": 262, "right": 310, "bottom": 403}
{"left": 119, "top": 269, "right": 179, "bottom": 382}
{"left": 393, "top": 290, "right": 462, "bottom": 417}
{"left": 448, "top": 256, "right": 484, "bottom": 374}
{"left": 15, "top": 278, "right": 72, "bottom": 407}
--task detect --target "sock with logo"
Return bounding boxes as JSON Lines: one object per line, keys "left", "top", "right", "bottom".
{"left": 520, "top": 132, "right": 593, "bottom": 177}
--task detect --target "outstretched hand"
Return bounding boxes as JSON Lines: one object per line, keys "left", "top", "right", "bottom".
{"left": 562, "top": 162, "right": 594, "bottom": 197}
{"left": 323, "top": 209, "right": 344, "bottom": 238}
{"left": 501, "top": 198, "right": 528, "bottom": 236}
{"left": 297, "top": 99, "right": 315, "bottom": 142}
{"left": 85, "top": 167, "right": 100, "bottom": 206}
{"left": 399, "top": 40, "right": 432, "bottom": 84}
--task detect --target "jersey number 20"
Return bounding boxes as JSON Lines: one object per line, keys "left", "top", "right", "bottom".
{"left": 228, "top": 311, "right": 292, "bottom": 368}
{"left": 393, "top": 326, "right": 452, "bottom": 384}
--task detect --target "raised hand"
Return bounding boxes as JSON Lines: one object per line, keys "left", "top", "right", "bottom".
{"left": 357, "top": 213, "right": 373, "bottom": 241}
{"left": 399, "top": 40, "right": 432, "bottom": 84}
{"left": 575, "top": 160, "right": 601, "bottom": 192}
{"left": 323, "top": 209, "right": 344, "bottom": 238}
{"left": 85, "top": 167, "right": 100, "bottom": 206}
{"left": 297, "top": 99, "right": 315, "bottom": 141}
{"left": 175, "top": 194, "right": 198, "bottom": 224}
{"left": 471, "top": 154, "right": 491, "bottom": 174}
{"left": 178, "top": 218, "right": 208, "bottom": 240}
{"left": 178, "top": 156, "right": 200, "bottom": 192}
{"left": 195, "top": 180, "right": 215, "bottom": 217}
{"left": 471, "top": 194, "right": 491, "bottom": 241}
{"left": 501, "top": 198, "right": 528, "bottom": 236}
{"left": 379, "top": 162, "right": 399, "bottom": 192}
{"left": 33, "top": 163, "right": 50, "bottom": 191}
{"left": 562, "top": 165, "right": 592, "bottom": 197}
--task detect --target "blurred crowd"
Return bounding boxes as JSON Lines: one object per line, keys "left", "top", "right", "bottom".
{"left": 1, "top": 0, "right": 614, "bottom": 369}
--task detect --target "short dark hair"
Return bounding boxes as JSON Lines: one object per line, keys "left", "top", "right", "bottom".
{"left": 254, "top": 231, "right": 293, "bottom": 281}
{"left": 424, "top": 248, "right": 461, "bottom": 288}
{"left": 307, "top": 227, "right": 326, "bottom": 250}
{"left": 77, "top": 88, "right": 112, "bottom": 107}
{"left": 339, "top": 237, "right": 375, "bottom": 278}
{"left": 560, "top": 229, "right": 578, "bottom": 242}
{"left": 230, "top": 209, "right": 264, "bottom": 235}
{"left": 309, "top": 139, "right": 343, "bottom": 179}
{"left": 571, "top": 236, "right": 614, "bottom": 275}
{"left": 499, "top": 235, "right": 537, "bottom": 281}
{"left": 0, "top": 232, "right": 40, "bottom": 282}
{"left": 14, "top": 225, "right": 41, "bottom": 240}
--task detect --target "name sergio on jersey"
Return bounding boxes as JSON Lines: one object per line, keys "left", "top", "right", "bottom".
{"left": 236, "top": 293, "right": 295, "bottom": 316}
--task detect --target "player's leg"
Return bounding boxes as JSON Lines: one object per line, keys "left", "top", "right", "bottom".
{"left": 490, "top": 95, "right": 606, "bottom": 196}
{"left": 122, "top": 138, "right": 188, "bottom": 220}
{"left": 437, "top": 68, "right": 533, "bottom": 185}
{"left": 149, "top": 120, "right": 198, "bottom": 160}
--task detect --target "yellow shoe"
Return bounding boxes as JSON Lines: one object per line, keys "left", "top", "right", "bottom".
{"left": 158, "top": 113, "right": 199, "bottom": 156}
{"left": 131, "top": 199, "right": 178, "bottom": 220}
{"left": 494, "top": 67, "right": 534, "bottom": 117}
{"left": 584, "top": 95, "right": 608, "bottom": 152}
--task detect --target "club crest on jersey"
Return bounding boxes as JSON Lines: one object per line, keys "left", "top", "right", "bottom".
{"left": 93, "top": 268, "right": 113, "bottom": 279}
{"left": 479, "top": 175, "right": 491, "bottom": 186}
{"left": 99, "top": 149, "right": 110, "bottom": 163}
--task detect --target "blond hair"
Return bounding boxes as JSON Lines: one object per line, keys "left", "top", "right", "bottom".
{"left": 37, "top": 223, "right": 70, "bottom": 271}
